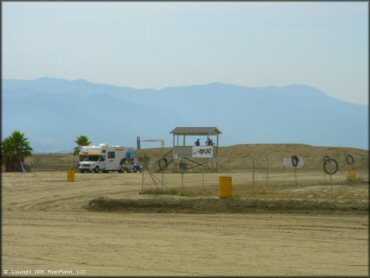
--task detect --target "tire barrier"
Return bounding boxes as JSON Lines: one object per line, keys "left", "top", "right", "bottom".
{"left": 291, "top": 155, "right": 299, "bottom": 168}
{"left": 323, "top": 156, "right": 330, "bottom": 162}
{"left": 158, "top": 157, "right": 168, "bottom": 171}
{"left": 323, "top": 158, "right": 338, "bottom": 175}
{"left": 179, "top": 159, "right": 188, "bottom": 170}
{"left": 345, "top": 154, "right": 354, "bottom": 165}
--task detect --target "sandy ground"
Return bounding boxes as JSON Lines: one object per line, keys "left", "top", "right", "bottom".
{"left": 2, "top": 172, "right": 368, "bottom": 276}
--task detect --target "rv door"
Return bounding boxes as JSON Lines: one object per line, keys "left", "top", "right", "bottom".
{"left": 98, "top": 155, "right": 106, "bottom": 169}
{"left": 106, "top": 151, "right": 116, "bottom": 170}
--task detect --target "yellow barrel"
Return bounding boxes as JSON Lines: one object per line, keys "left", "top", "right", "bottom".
{"left": 219, "top": 176, "right": 232, "bottom": 198}
{"left": 347, "top": 169, "right": 357, "bottom": 181}
{"left": 67, "top": 170, "right": 75, "bottom": 182}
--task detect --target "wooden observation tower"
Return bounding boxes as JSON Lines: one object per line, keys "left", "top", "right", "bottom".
{"left": 170, "top": 126, "right": 222, "bottom": 171}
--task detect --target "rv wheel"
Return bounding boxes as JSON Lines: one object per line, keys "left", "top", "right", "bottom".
{"left": 94, "top": 166, "right": 100, "bottom": 173}
{"left": 80, "top": 170, "right": 85, "bottom": 173}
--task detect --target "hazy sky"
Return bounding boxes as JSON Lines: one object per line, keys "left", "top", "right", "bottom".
{"left": 3, "top": 2, "right": 368, "bottom": 104}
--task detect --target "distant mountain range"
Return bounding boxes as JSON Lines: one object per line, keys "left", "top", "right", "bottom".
{"left": 3, "top": 77, "right": 368, "bottom": 152}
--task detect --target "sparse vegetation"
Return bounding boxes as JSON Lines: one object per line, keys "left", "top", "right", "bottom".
{"left": 73, "top": 135, "right": 91, "bottom": 155}
{"left": 1, "top": 131, "right": 33, "bottom": 172}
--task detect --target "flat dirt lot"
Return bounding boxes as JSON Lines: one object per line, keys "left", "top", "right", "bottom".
{"left": 2, "top": 171, "right": 368, "bottom": 276}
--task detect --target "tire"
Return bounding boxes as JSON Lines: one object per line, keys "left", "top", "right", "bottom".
{"left": 345, "top": 154, "right": 354, "bottom": 165}
{"left": 291, "top": 155, "right": 299, "bottom": 168}
{"left": 94, "top": 166, "right": 100, "bottom": 173}
{"left": 158, "top": 158, "right": 168, "bottom": 170}
{"left": 80, "top": 170, "right": 85, "bottom": 173}
{"left": 323, "top": 156, "right": 330, "bottom": 162}
{"left": 323, "top": 158, "right": 338, "bottom": 175}
{"left": 102, "top": 170, "right": 109, "bottom": 173}
{"left": 179, "top": 159, "right": 188, "bottom": 170}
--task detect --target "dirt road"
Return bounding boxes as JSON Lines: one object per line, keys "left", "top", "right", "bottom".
{"left": 2, "top": 172, "right": 368, "bottom": 276}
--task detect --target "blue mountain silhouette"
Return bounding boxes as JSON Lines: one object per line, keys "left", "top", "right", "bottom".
{"left": 3, "top": 77, "right": 368, "bottom": 152}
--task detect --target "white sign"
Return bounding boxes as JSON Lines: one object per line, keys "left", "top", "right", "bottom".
{"left": 192, "top": 146, "right": 213, "bottom": 158}
{"left": 283, "top": 156, "right": 304, "bottom": 168}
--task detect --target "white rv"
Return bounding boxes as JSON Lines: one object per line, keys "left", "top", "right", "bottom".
{"left": 78, "top": 144, "right": 135, "bottom": 173}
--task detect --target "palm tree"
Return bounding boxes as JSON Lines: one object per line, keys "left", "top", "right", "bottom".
{"left": 1, "top": 131, "right": 33, "bottom": 172}
{"left": 73, "top": 135, "right": 91, "bottom": 155}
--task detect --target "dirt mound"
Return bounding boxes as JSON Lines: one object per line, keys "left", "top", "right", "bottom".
{"left": 85, "top": 195, "right": 368, "bottom": 214}
{"left": 27, "top": 144, "right": 368, "bottom": 172}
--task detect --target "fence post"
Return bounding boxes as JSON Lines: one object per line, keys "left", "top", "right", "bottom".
{"left": 141, "top": 169, "right": 144, "bottom": 193}
{"left": 181, "top": 172, "right": 184, "bottom": 195}
{"left": 294, "top": 167, "right": 298, "bottom": 186}
{"left": 266, "top": 156, "right": 269, "bottom": 186}
{"left": 252, "top": 158, "right": 255, "bottom": 186}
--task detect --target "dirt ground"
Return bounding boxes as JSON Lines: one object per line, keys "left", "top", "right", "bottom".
{"left": 2, "top": 171, "right": 369, "bottom": 276}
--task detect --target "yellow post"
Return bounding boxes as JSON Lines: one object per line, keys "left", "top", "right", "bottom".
{"left": 347, "top": 169, "right": 357, "bottom": 181}
{"left": 219, "top": 176, "right": 232, "bottom": 198}
{"left": 67, "top": 169, "right": 75, "bottom": 182}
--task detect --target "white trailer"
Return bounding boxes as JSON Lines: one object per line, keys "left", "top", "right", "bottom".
{"left": 78, "top": 144, "right": 135, "bottom": 173}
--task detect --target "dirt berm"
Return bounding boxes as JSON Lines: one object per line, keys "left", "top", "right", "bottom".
{"left": 86, "top": 195, "right": 368, "bottom": 214}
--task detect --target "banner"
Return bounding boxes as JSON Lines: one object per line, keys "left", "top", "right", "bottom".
{"left": 192, "top": 146, "right": 213, "bottom": 158}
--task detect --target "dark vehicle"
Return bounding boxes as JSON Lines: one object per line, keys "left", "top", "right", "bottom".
{"left": 121, "top": 161, "right": 142, "bottom": 173}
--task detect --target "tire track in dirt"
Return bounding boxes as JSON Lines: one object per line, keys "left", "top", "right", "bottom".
{"left": 6, "top": 188, "right": 138, "bottom": 212}
{"left": 2, "top": 172, "right": 368, "bottom": 276}
{"left": 3, "top": 172, "right": 140, "bottom": 213}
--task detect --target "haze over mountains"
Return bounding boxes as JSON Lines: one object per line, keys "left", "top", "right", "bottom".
{"left": 3, "top": 77, "right": 368, "bottom": 152}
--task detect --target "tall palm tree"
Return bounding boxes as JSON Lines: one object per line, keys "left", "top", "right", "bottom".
{"left": 73, "top": 135, "right": 91, "bottom": 155}
{"left": 1, "top": 131, "right": 33, "bottom": 172}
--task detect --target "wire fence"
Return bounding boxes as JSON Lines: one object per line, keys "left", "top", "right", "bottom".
{"left": 140, "top": 168, "right": 368, "bottom": 195}
{"left": 23, "top": 152, "right": 368, "bottom": 200}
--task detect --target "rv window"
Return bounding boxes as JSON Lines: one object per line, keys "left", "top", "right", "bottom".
{"left": 99, "top": 156, "right": 105, "bottom": 162}
{"left": 108, "top": 152, "right": 115, "bottom": 159}
{"left": 83, "top": 155, "right": 100, "bottom": 162}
